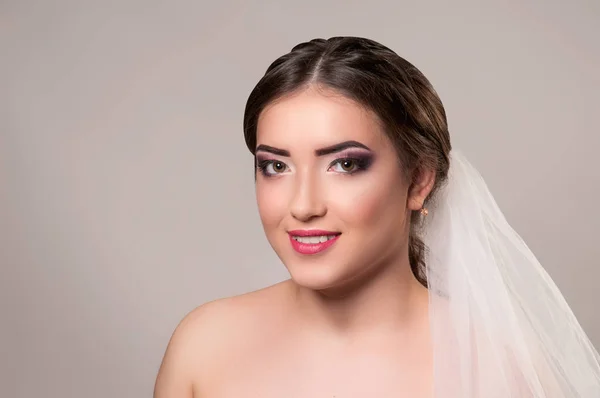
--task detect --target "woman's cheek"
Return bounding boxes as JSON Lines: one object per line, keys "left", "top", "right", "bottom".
{"left": 256, "top": 181, "right": 289, "bottom": 226}
{"left": 326, "top": 179, "right": 385, "bottom": 223}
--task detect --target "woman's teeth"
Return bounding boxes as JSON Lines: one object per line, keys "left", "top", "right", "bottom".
{"left": 293, "top": 235, "right": 337, "bottom": 244}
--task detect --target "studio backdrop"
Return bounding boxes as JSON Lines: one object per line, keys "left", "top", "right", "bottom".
{"left": 1, "top": 1, "right": 599, "bottom": 397}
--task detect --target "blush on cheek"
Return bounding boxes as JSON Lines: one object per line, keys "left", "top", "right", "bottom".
{"left": 256, "top": 185, "right": 287, "bottom": 227}
{"left": 331, "top": 180, "right": 407, "bottom": 229}
{"left": 327, "top": 182, "right": 373, "bottom": 219}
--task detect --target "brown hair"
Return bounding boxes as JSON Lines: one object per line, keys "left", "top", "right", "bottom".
{"left": 243, "top": 36, "right": 452, "bottom": 287}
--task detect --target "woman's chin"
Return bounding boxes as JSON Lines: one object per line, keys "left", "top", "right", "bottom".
{"left": 286, "top": 263, "right": 346, "bottom": 292}
{"left": 286, "top": 263, "right": 367, "bottom": 295}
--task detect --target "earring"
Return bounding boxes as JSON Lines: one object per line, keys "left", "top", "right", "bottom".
{"left": 420, "top": 207, "right": 429, "bottom": 216}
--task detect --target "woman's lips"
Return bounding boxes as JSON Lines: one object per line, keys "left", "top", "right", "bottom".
{"left": 288, "top": 230, "right": 341, "bottom": 255}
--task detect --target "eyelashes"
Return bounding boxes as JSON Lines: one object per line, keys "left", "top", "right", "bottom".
{"left": 256, "top": 154, "right": 374, "bottom": 178}
{"left": 256, "top": 159, "right": 289, "bottom": 176}
{"left": 328, "top": 156, "right": 373, "bottom": 174}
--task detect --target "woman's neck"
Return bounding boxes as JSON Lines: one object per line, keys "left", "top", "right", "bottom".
{"left": 290, "top": 256, "right": 429, "bottom": 339}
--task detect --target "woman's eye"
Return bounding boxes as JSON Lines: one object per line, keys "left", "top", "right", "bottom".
{"left": 330, "top": 159, "right": 358, "bottom": 173}
{"left": 258, "top": 160, "right": 288, "bottom": 176}
{"left": 269, "top": 161, "right": 287, "bottom": 174}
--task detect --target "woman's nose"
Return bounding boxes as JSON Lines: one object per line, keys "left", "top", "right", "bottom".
{"left": 289, "top": 175, "right": 327, "bottom": 222}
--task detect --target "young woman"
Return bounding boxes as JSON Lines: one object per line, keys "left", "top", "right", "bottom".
{"left": 154, "top": 36, "right": 600, "bottom": 397}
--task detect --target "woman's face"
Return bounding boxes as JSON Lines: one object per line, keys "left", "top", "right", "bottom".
{"left": 255, "top": 87, "right": 428, "bottom": 292}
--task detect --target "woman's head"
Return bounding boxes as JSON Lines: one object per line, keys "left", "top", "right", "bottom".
{"left": 243, "top": 37, "right": 451, "bottom": 290}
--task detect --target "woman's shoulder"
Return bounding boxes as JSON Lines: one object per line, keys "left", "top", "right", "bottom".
{"left": 176, "top": 279, "right": 293, "bottom": 346}
{"left": 155, "top": 280, "right": 294, "bottom": 396}
{"left": 186, "top": 279, "right": 291, "bottom": 332}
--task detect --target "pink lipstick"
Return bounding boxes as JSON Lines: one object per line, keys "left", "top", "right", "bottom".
{"left": 288, "top": 229, "right": 341, "bottom": 255}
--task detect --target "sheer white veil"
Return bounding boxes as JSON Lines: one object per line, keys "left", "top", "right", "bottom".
{"left": 423, "top": 150, "right": 600, "bottom": 397}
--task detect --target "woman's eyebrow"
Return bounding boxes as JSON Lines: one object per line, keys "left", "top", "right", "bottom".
{"left": 255, "top": 140, "right": 370, "bottom": 157}
{"left": 255, "top": 145, "right": 290, "bottom": 157}
{"left": 314, "top": 140, "right": 371, "bottom": 156}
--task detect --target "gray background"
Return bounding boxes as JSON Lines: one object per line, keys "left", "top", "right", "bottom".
{"left": 1, "top": 1, "right": 599, "bottom": 397}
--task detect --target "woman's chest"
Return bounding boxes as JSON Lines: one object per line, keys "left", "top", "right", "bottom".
{"left": 200, "top": 348, "right": 432, "bottom": 398}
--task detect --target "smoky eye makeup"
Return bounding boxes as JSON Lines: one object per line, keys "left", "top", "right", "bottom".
{"left": 327, "top": 150, "right": 375, "bottom": 174}
{"left": 253, "top": 146, "right": 375, "bottom": 177}
{"left": 255, "top": 154, "right": 284, "bottom": 166}
{"left": 255, "top": 155, "right": 288, "bottom": 177}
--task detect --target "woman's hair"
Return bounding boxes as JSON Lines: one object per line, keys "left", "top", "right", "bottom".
{"left": 243, "top": 36, "right": 451, "bottom": 287}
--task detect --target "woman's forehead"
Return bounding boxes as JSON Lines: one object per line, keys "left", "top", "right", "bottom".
{"left": 256, "top": 88, "right": 387, "bottom": 150}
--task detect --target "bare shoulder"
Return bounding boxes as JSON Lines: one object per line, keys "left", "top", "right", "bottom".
{"left": 187, "top": 279, "right": 293, "bottom": 341}
{"left": 154, "top": 280, "right": 293, "bottom": 397}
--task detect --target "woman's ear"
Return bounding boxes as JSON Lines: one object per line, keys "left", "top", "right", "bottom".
{"left": 407, "top": 168, "right": 436, "bottom": 211}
